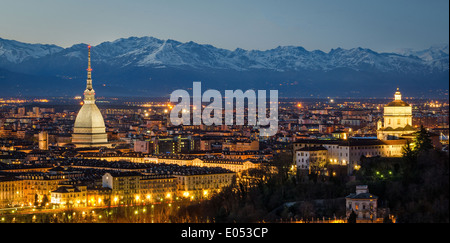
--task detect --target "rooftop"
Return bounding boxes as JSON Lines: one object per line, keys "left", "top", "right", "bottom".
{"left": 297, "top": 146, "right": 328, "bottom": 151}
{"left": 385, "top": 100, "right": 410, "bottom": 107}
{"left": 346, "top": 192, "right": 378, "bottom": 200}
{"left": 295, "top": 138, "right": 407, "bottom": 146}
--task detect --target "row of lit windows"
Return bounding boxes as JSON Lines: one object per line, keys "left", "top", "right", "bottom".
{"left": 52, "top": 193, "right": 86, "bottom": 198}
{"left": 349, "top": 202, "right": 374, "bottom": 211}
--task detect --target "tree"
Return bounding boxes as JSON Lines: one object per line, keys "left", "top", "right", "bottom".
{"left": 298, "top": 201, "right": 315, "bottom": 221}
{"left": 41, "top": 194, "right": 49, "bottom": 208}
{"left": 272, "top": 151, "right": 294, "bottom": 184}
{"left": 414, "top": 126, "right": 433, "bottom": 153}
{"left": 34, "top": 194, "right": 39, "bottom": 207}
{"left": 347, "top": 210, "right": 357, "bottom": 223}
{"left": 402, "top": 142, "right": 417, "bottom": 161}
{"left": 401, "top": 142, "right": 418, "bottom": 183}
{"left": 401, "top": 126, "right": 435, "bottom": 184}
{"left": 383, "top": 215, "right": 393, "bottom": 223}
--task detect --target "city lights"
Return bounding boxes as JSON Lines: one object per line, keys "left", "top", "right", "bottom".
{"left": 0, "top": 2, "right": 447, "bottom": 227}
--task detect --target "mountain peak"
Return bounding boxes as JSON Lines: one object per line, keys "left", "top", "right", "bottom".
{"left": 0, "top": 36, "right": 448, "bottom": 98}
{"left": 0, "top": 36, "right": 448, "bottom": 73}
{"left": 0, "top": 37, "right": 64, "bottom": 63}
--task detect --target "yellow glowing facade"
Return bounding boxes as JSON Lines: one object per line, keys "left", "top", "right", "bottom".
{"left": 139, "top": 176, "right": 177, "bottom": 203}
{"left": 0, "top": 179, "right": 23, "bottom": 208}
{"left": 175, "top": 173, "right": 235, "bottom": 199}
{"left": 81, "top": 155, "right": 261, "bottom": 174}
{"left": 1, "top": 175, "right": 66, "bottom": 208}
{"left": 50, "top": 185, "right": 87, "bottom": 208}
{"left": 377, "top": 88, "right": 416, "bottom": 140}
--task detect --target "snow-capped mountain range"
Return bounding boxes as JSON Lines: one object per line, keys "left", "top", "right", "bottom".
{"left": 0, "top": 36, "right": 448, "bottom": 98}
{"left": 1, "top": 36, "right": 448, "bottom": 72}
{"left": 0, "top": 38, "right": 63, "bottom": 63}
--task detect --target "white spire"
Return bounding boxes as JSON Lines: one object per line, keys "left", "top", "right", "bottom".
{"left": 86, "top": 45, "right": 93, "bottom": 90}
{"left": 84, "top": 45, "right": 95, "bottom": 104}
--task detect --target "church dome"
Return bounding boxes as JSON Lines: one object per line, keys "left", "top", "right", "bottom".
{"left": 386, "top": 88, "right": 410, "bottom": 107}
{"left": 74, "top": 103, "right": 106, "bottom": 129}
{"left": 386, "top": 100, "right": 410, "bottom": 107}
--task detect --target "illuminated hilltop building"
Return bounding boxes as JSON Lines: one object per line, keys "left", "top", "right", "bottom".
{"left": 294, "top": 88, "right": 416, "bottom": 176}
{"left": 377, "top": 88, "right": 416, "bottom": 140}
{"left": 72, "top": 45, "right": 109, "bottom": 148}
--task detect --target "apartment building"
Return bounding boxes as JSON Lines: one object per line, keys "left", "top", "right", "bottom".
{"left": 293, "top": 138, "right": 407, "bottom": 175}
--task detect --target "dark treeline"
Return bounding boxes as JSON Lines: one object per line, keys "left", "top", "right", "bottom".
{"left": 170, "top": 126, "right": 449, "bottom": 223}
{"left": 355, "top": 127, "right": 449, "bottom": 223}
{"left": 170, "top": 152, "right": 352, "bottom": 223}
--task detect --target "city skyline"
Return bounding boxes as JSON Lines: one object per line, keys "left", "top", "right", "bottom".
{"left": 0, "top": 0, "right": 448, "bottom": 228}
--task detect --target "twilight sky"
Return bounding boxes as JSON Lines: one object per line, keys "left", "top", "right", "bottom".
{"left": 0, "top": 0, "right": 448, "bottom": 52}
